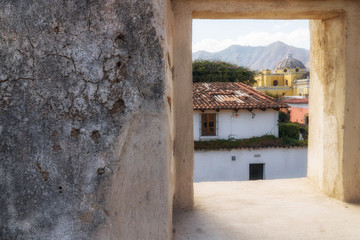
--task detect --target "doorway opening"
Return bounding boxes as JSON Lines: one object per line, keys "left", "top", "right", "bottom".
{"left": 172, "top": 1, "right": 354, "bottom": 211}
{"left": 249, "top": 163, "right": 265, "bottom": 180}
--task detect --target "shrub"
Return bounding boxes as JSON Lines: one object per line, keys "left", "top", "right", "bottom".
{"left": 194, "top": 135, "right": 307, "bottom": 151}
{"left": 282, "top": 137, "right": 307, "bottom": 146}
{"left": 298, "top": 124, "right": 309, "bottom": 140}
{"left": 264, "top": 91, "right": 282, "bottom": 99}
{"left": 279, "top": 122, "right": 300, "bottom": 140}
{"left": 279, "top": 111, "right": 290, "bottom": 123}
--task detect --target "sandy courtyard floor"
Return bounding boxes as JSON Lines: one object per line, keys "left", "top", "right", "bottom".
{"left": 173, "top": 178, "right": 360, "bottom": 240}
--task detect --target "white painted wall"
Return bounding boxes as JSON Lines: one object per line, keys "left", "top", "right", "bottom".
{"left": 288, "top": 103, "right": 309, "bottom": 108}
{"left": 194, "top": 148, "right": 307, "bottom": 182}
{"left": 193, "top": 109, "right": 279, "bottom": 141}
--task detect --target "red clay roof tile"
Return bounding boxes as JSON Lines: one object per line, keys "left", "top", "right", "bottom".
{"left": 283, "top": 99, "right": 309, "bottom": 104}
{"left": 193, "top": 82, "right": 288, "bottom": 110}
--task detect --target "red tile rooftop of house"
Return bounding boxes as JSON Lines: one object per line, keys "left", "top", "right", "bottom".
{"left": 193, "top": 82, "right": 288, "bottom": 111}
{"left": 283, "top": 99, "right": 309, "bottom": 104}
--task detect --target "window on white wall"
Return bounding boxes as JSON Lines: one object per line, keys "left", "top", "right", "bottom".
{"left": 201, "top": 113, "right": 216, "bottom": 136}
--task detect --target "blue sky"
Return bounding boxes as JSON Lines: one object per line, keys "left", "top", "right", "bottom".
{"left": 192, "top": 19, "right": 310, "bottom": 52}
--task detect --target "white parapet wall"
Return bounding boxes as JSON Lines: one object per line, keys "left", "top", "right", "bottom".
{"left": 194, "top": 147, "right": 307, "bottom": 182}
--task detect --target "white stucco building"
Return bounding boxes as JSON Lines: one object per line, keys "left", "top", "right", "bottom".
{"left": 193, "top": 82, "right": 307, "bottom": 181}
{"left": 193, "top": 82, "right": 287, "bottom": 141}
{"left": 193, "top": 109, "right": 279, "bottom": 141}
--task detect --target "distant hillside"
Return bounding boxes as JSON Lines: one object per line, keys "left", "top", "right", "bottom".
{"left": 192, "top": 41, "right": 310, "bottom": 71}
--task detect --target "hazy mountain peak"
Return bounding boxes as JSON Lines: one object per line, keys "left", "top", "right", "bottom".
{"left": 193, "top": 42, "right": 310, "bottom": 70}
{"left": 270, "top": 41, "right": 286, "bottom": 46}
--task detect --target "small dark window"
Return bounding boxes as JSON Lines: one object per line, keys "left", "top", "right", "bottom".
{"left": 304, "top": 115, "right": 309, "bottom": 125}
{"left": 283, "top": 68, "right": 287, "bottom": 73}
{"left": 285, "top": 80, "right": 288, "bottom": 85}
{"left": 249, "top": 163, "right": 264, "bottom": 180}
{"left": 295, "top": 68, "right": 299, "bottom": 72}
{"left": 273, "top": 80, "right": 278, "bottom": 86}
{"left": 201, "top": 113, "right": 216, "bottom": 136}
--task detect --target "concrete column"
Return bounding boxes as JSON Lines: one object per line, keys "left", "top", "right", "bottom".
{"left": 308, "top": 10, "right": 360, "bottom": 202}
{"left": 341, "top": 9, "right": 360, "bottom": 202}
{"left": 173, "top": 4, "right": 194, "bottom": 210}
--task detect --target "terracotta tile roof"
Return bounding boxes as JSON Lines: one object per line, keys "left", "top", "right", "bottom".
{"left": 193, "top": 82, "right": 288, "bottom": 110}
{"left": 283, "top": 99, "right": 309, "bottom": 104}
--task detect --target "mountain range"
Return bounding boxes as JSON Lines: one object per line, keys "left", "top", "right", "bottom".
{"left": 192, "top": 41, "right": 310, "bottom": 71}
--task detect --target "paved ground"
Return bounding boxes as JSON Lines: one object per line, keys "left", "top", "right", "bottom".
{"left": 173, "top": 178, "right": 360, "bottom": 240}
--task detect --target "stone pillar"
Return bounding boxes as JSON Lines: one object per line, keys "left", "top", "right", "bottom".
{"left": 172, "top": 4, "right": 194, "bottom": 210}
{"left": 341, "top": 6, "right": 360, "bottom": 203}
{"left": 0, "top": 0, "right": 173, "bottom": 239}
{"left": 308, "top": 9, "right": 360, "bottom": 202}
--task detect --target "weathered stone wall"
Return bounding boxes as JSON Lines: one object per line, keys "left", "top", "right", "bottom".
{"left": 308, "top": 8, "right": 360, "bottom": 203}
{"left": 0, "top": 0, "right": 172, "bottom": 239}
{"left": 172, "top": 1, "right": 194, "bottom": 210}
{"left": 308, "top": 17, "right": 346, "bottom": 202}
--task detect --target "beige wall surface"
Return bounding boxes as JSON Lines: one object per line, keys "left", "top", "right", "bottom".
{"left": 173, "top": 4, "right": 195, "bottom": 210}
{"left": 342, "top": 6, "right": 360, "bottom": 202}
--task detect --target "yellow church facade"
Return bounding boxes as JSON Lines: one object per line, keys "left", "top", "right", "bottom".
{"left": 254, "top": 54, "right": 310, "bottom": 97}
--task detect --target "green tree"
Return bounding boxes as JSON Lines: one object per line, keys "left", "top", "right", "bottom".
{"left": 264, "top": 90, "right": 282, "bottom": 99}
{"left": 279, "top": 122, "right": 300, "bottom": 140}
{"left": 278, "top": 111, "right": 290, "bottom": 123}
{"left": 192, "top": 60, "right": 256, "bottom": 85}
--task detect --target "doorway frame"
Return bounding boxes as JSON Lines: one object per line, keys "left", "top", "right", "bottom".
{"left": 171, "top": 0, "right": 360, "bottom": 209}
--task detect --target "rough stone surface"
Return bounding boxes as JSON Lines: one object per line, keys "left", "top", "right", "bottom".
{"left": 308, "top": 10, "right": 360, "bottom": 202}
{"left": 0, "top": 0, "right": 171, "bottom": 239}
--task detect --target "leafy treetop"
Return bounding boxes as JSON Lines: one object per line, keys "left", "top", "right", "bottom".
{"left": 193, "top": 60, "right": 256, "bottom": 85}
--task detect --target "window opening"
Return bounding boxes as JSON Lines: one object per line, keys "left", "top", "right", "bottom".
{"left": 201, "top": 113, "right": 216, "bottom": 136}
